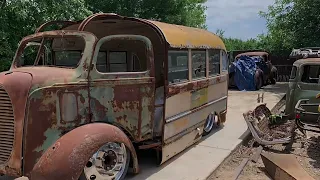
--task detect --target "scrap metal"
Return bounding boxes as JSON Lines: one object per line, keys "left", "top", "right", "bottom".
{"left": 261, "top": 152, "right": 315, "bottom": 180}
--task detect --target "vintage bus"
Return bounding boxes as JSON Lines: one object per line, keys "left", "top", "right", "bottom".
{"left": 0, "top": 13, "right": 228, "bottom": 180}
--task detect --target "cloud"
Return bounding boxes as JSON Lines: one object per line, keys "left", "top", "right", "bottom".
{"left": 205, "top": 0, "right": 275, "bottom": 39}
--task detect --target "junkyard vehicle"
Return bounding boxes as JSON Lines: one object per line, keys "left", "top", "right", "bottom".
{"left": 0, "top": 13, "right": 228, "bottom": 180}
{"left": 285, "top": 48, "right": 320, "bottom": 119}
{"left": 230, "top": 51, "right": 277, "bottom": 90}
{"left": 295, "top": 93, "right": 320, "bottom": 133}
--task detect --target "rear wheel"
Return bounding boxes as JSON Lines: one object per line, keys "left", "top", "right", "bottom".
{"left": 79, "top": 142, "right": 130, "bottom": 180}
{"left": 203, "top": 113, "right": 219, "bottom": 136}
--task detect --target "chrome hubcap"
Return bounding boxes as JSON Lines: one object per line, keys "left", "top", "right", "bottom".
{"left": 84, "top": 142, "right": 128, "bottom": 180}
{"left": 204, "top": 114, "right": 214, "bottom": 132}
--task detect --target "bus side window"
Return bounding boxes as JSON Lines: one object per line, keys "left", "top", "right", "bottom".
{"left": 209, "top": 49, "right": 220, "bottom": 76}
{"left": 191, "top": 50, "right": 206, "bottom": 79}
{"left": 221, "top": 50, "right": 228, "bottom": 72}
{"left": 168, "top": 50, "right": 189, "bottom": 84}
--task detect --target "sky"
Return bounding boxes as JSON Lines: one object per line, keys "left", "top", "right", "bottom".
{"left": 205, "top": 0, "right": 275, "bottom": 40}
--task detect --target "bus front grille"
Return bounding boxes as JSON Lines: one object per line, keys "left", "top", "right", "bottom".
{"left": 0, "top": 87, "right": 14, "bottom": 163}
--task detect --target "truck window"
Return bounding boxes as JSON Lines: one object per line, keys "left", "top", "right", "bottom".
{"left": 168, "top": 50, "right": 189, "bottom": 84}
{"left": 96, "top": 39, "right": 147, "bottom": 73}
{"left": 290, "top": 66, "right": 297, "bottom": 79}
{"left": 301, "top": 65, "right": 320, "bottom": 83}
{"left": 96, "top": 52, "right": 107, "bottom": 72}
{"left": 209, "top": 49, "right": 220, "bottom": 76}
{"left": 109, "top": 51, "right": 127, "bottom": 72}
{"left": 192, "top": 50, "right": 206, "bottom": 79}
{"left": 16, "top": 36, "right": 85, "bottom": 68}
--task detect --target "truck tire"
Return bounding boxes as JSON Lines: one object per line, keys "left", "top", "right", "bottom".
{"left": 255, "top": 71, "right": 263, "bottom": 90}
{"left": 79, "top": 143, "right": 131, "bottom": 180}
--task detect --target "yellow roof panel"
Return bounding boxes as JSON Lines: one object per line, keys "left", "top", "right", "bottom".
{"left": 146, "top": 20, "right": 226, "bottom": 50}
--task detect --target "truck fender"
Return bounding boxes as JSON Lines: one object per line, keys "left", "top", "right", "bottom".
{"left": 29, "top": 123, "right": 139, "bottom": 180}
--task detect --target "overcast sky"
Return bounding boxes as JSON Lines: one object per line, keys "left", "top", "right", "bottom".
{"left": 205, "top": 0, "right": 275, "bottom": 40}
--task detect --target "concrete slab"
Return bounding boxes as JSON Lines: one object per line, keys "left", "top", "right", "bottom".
{"left": 127, "top": 83, "right": 288, "bottom": 180}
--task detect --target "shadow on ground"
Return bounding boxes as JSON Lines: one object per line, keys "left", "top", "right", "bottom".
{"left": 126, "top": 126, "right": 224, "bottom": 179}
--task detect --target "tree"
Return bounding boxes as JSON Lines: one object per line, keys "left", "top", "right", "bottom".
{"left": 85, "top": 0, "right": 207, "bottom": 29}
{"left": 215, "top": 29, "right": 262, "bottom": 51}
{"left": 0, "top": 0, "right": 91, "bottom": 71}
{"left": 0, "top": 0, "right": 208, "bottom": 72}
{"left": 259, "top": 0, "right": 320, "bottom": 50}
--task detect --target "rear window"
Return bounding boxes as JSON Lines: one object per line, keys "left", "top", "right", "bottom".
{"left": 290, "top": 66, "right": 297, "bottom": 79}
{"left": 301, "top": 65, "right": 320, "bottom": 83}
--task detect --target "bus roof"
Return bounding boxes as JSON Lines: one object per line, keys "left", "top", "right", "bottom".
{"left": 36, "top": 13, "right": 226, "bottom": 50}
{"left": 146, "top": 20, "right": 226, "bottom": 50}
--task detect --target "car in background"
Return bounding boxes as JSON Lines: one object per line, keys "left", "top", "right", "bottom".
{"left": 229, "top": 51, "right": 277, "bottom": 90}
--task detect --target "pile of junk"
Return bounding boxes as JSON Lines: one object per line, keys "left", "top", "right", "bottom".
{"left": 234, "top": 48, "right": 320, "bottom": 180}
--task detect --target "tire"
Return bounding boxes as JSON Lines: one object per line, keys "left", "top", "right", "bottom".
{"left": 79, "top": 142, "right": 131, "bottom": 180}
{"left": 255, "top": 72, "right": 263, "bottom": 90}
{"left": 203, "top": 113, "right": 219, "bottom": 136}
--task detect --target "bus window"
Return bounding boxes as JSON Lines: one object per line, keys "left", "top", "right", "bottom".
{"left": 192, "top": 50, "right": 206, "bottom": 79}
{"left": 168, "top": 50, "right": 189, "bottom": 84}
{"left": 209, "top": 49, "right": 220, "bottom": 76}
{"left": 222, "top": 50, "right": 228, "bottom": 72}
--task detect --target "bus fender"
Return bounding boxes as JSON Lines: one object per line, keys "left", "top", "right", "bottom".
{"left": 29, "top": 123, "right": 139, "bottom": 180}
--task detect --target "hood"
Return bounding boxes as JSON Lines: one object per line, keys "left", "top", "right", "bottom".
{"left": 9, "top": 67, "right": 79, "bottom": 89}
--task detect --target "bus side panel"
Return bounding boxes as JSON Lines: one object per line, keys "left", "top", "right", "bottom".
{"left": 161, "top": 77, "right": 228, "bottom": 164}
{"left": 160, "top": 97, "right": 227, "bottom": 164}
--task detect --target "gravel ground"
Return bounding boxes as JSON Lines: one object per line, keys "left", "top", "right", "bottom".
{"left": 208, "top": 103, "right": 320, "bottom": 180}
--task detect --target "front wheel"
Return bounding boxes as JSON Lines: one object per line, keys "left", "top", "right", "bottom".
{"left": 79, "top": 142, "right": 131, "bottom": 180}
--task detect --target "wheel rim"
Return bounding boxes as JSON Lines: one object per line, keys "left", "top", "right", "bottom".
{"left": 204, "top": 114, "right": 214, "bottom": 133}
{"left": 84, "top": 142, "right": 128, "bottom": 180}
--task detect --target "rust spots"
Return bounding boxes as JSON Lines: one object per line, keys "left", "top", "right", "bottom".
{"left": 29, "top": 123, "right": 139, "bottom": 180}
{"left": 167, "top": 76, "right": 227, "bottom": 97}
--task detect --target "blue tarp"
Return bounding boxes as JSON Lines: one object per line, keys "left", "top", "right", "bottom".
{"left": 230, "top": 55, "right": 259, "bottom": 91}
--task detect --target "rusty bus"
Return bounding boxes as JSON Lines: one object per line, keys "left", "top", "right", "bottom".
{"left": 0, "top": 13, "right": 228, "bottom": 180}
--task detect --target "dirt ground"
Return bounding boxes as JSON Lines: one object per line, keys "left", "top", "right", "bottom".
{"left": 208, "top": 103, "right": 320, "bottom": 180}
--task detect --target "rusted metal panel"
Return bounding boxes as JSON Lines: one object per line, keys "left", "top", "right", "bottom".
{"left": 1, "top": 31, "right": 98, "bottom": 175}
{"left": 261, "top": 152, "right": 315, "bottom": 180}
{"left": 0, "top": 72, "right": 32, "bottom": 177}
{"left": 29, "top": 123, "right": 139, "bottom": 180}
{"left": 235, "top": 51, "right": 269, "bottom": 59}
{"left": 35, "top": 21, "right": 77, "bottom": 33}
{"left": 160, "top": 122, "right": 204, "bottom": 164}
{"left": 23, "top": 84, "right": 91, "bottom": 175}
{"left": 88, "top": 35, "right": 156, "bottom": 142}
{"left": 165, "top": 76, "right": 228, "bottom": 119}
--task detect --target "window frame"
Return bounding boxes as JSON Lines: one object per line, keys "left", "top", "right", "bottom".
{"left": 208, "top": 49, "right": 221, "bottom": 77}
{"left": 221, "top": 50, "right": 228, "bottom": 73}
{"left": 290, "top": 65, "right": 298, "bottom": 80}
{"left": 300, "top": 64, "right": 320, "bottom": 84}
{"left": 191, "top": 50, "right": 207, "bottom": 80}
{"left": 167, "top": 49, "right": 190, "bottom": 85}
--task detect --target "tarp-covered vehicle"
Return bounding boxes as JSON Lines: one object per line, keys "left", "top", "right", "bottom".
{"left": 229, "top": 51, "right": 277, "bottom": 91}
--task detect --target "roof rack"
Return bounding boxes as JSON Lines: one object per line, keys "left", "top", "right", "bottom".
{"left": 289, "top": 48, "right": 320, "bottom": 59}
